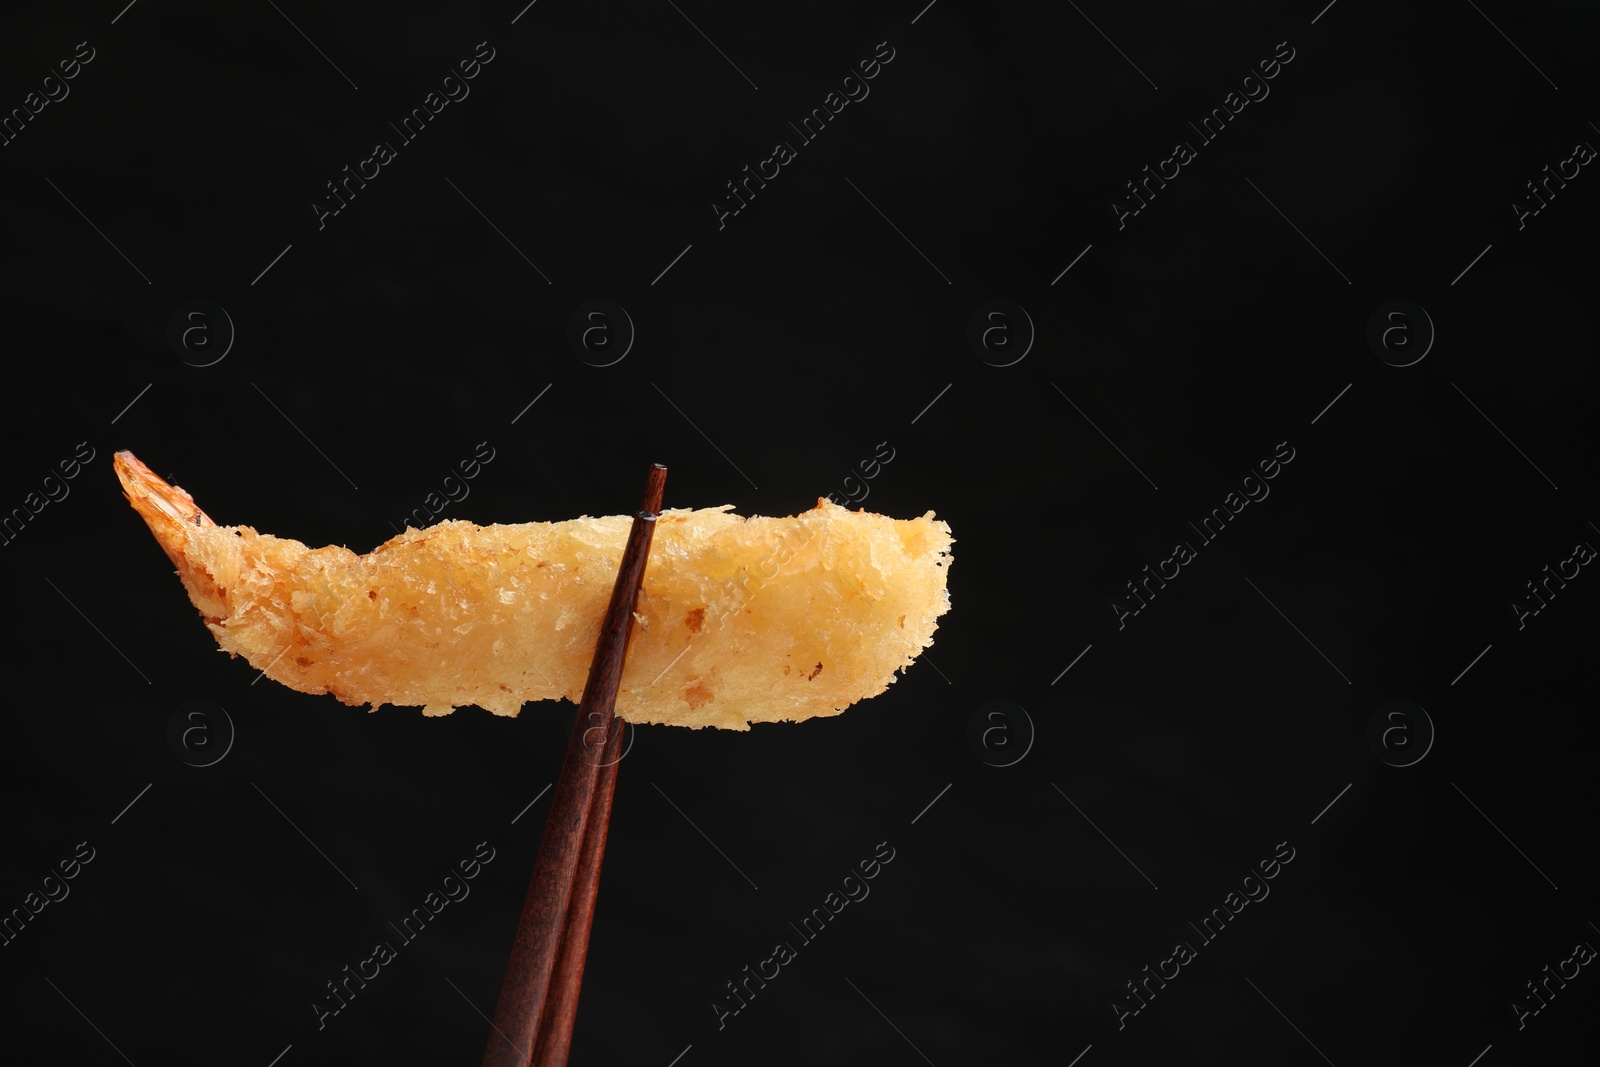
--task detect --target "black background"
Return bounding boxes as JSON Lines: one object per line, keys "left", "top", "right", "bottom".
{"left": 2, "top": 2, "right": 1597, "bottom": 1065}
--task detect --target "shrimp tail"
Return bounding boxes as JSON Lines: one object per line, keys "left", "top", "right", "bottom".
{"left": 113, "top": 450, "right": 233, "bottom": 626}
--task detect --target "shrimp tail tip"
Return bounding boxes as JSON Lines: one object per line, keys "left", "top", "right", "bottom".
{"left": 113, "top": 448, "right": 222, "bottom": 584}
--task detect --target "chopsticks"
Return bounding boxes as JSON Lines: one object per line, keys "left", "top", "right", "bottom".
{"left": 482, "top": 463, "right": 667, "bottom": 1067}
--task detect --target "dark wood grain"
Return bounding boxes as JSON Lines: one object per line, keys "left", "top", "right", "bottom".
{"left": 530, "top": 713, "right": 625, "bottom": 1067}
{"left": 481, "top": 464, "right": 666, "bottom": 1067}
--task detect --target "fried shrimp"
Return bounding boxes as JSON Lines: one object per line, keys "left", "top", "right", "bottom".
{"left": 114, "top": 451, "right": 953, "bottom": 730}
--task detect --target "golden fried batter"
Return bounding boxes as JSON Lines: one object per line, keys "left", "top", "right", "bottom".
{"left": 115, "top": 451, "right": 952, "bottom": 729}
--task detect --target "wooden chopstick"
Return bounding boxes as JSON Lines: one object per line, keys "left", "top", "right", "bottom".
{"left": 531, "top": 703, "right": 625, "bottom": 1067}
{"left": 482, "top": 464, "right": 666, "bottom": 1067}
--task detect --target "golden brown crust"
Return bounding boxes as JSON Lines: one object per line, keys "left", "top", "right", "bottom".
{"left": 116, "top": 452, "right": 953, "bottom": 729}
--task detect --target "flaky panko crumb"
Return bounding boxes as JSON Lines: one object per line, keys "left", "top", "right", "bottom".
{"left": 115, "top": 452, "right": 952, "bottom": 730}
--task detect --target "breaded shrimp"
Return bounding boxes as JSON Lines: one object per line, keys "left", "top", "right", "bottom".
{"left": 114, "top": 451, "right": 952, "bottom": 730}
